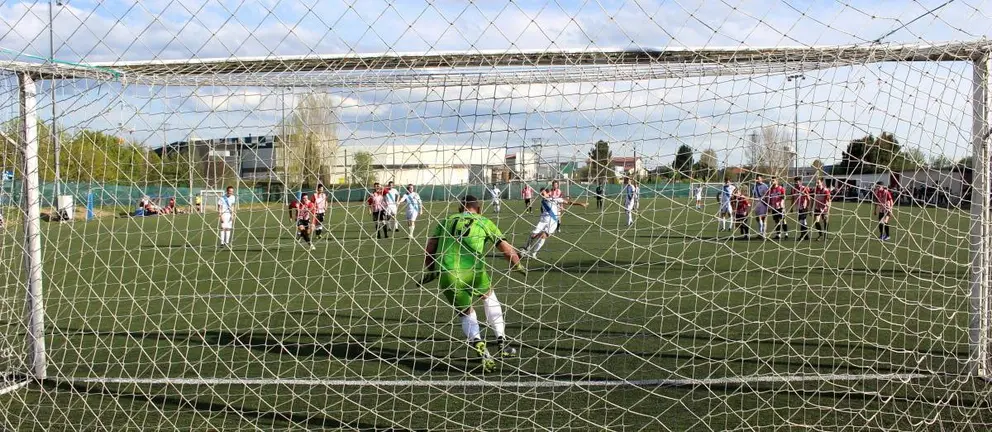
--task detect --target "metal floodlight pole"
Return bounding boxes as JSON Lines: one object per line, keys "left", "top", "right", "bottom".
{"left": 49, "top": 0, "right": 63, "bottom": 218}
{"left": 788, "top": 74, "right": 805, "bottom": 178}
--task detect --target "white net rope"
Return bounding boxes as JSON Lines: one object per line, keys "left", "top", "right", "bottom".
{"left": 0, "top": 1, "right": 990, "bottom": 430}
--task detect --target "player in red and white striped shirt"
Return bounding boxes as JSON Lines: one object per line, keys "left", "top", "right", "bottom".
{"left": 813, "top": 178, "right": 832, "bottom": 241}
{"left": 367, "top": 183, "right": 389, "bottom": 239}
{"left": 791, "top": 177, "right": 812, "bottom": 241}
{"left": 314, "top": 184, "right": 328, "bottom": 240}
{"left": 296, "top": 194, "right": 317, "bottom": 250}
{"left": 873, "top": 182, "right": 894, "bottom": 241}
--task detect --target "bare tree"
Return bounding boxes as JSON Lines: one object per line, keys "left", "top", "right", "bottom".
{"left": 747, "top": 126, "right": 793, "bottom": 178}
{"left": 281, "top": 92, "right": 341, "bottom": 187}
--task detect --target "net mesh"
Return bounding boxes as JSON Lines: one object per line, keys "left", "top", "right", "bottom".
{"left": 0, "top": 1, "right": 990, "bottom": 430}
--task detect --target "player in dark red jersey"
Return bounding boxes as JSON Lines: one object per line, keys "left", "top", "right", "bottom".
{"left": 296, "top": 194, "right": 317, "bottom": 250}
{"left": 732, "top": 189, "right": 751, "bottom": 240}
{"left": 873, "top": 182, "right": 894, "bottom": 241}
{"left": 791, "top": 177, "right": 812, "bottom": 241}
{"left": 767, "top": 178, "right": 788, "bottom": 239}
{"left": 288, "top": 198, "right": 299, "bottom": 221}
{"left": 813, "top": 178, "right": 831, "bottom": 241}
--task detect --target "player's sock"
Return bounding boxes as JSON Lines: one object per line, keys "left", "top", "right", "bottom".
{"left": 759, "top": 220, "right": 765, "bottom": 235}
{"left": 460, "top": 310, "right": 481, "bottom": 341}
{"left": 531, "top": 237, "right": 546, "bottom": 253}
{"left": 885, "top": 225, "right": 891, "bottom": 237}
{"left": 878, "top": 222, "right": 884, "bottom": 237}
{"left": 302, "top": 230, "right": 311, "bottom": 245}
{"left": 483, "top": 293, "right": 506, "bottom": 339}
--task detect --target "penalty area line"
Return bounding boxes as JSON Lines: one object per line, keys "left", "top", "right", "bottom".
{"left": 67, "top": 373, "right": 932, "bottom": 388}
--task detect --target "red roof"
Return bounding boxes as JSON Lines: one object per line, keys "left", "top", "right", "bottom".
{"left": 611, "top": 157, "right": 641, "bottom": 169}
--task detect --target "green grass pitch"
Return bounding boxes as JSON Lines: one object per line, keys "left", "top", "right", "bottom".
{"left": 1, "top": 196, "right": 990, "bottom": 430}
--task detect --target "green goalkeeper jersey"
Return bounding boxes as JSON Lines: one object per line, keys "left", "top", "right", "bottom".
{"left": 432, "top": 212, "right": 505, "bottom": 273}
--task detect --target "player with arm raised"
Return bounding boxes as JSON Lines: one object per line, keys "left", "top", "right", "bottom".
{"left": 295, "top": 194, "right": 317, "bottom": 250}
{"left": 398, "top": 184, "right": 423, "bottom": 239}
{"left": 217, "top": 186, "right": 237, "bottom": 248}
{"left": 752, "top": 175, "right": 770, "bottom": 238}
{"left": 718, "top": 178, "right": 736, "bottom": 232}
{"left": 520, "top": 188, "right": 588, "bottom": 259}
{"left": 813, "top": 178, "right": 832, "bottom": 241}
{"left": 420, "top": 195, "right": 525, "bottom": 372}
{"left": 791, "top": 177, "right": 813, "bottom": 241}
{"left": 767, "top": 178, "right": 788, "bottom": 239}
{"left": 873, "top": 182, "right": 895, "bottom": 241}
{"left": 313, "top": 184, "right": 328, "bottom": 240}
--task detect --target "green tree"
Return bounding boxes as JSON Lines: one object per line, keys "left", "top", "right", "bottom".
{"left": 672, "top": 144, "right": 694, "bottom": 180}
{"left": 929, "top": 154, "right": 955, "bottom": 170}
{"left": 839, "top": 131, "right": 902, "bottom": 174}
{"left": 281, "top": 92, "right": 341, "bottom": 187}
{"left": 811, "top": 159, "right": 825, "bottom": 176}
{"left": 587, "top": 140, "right": 613, "bottom": 183}
{"left": 352, "top": 151, "right": 375, "bottom": 186}
{"left": 696, "top": 148, "right": 718, "bottom": 181}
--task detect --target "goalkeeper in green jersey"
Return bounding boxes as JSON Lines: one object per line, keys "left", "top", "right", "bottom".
{"left": 421, "top": 195, "right": 525, "bottom": 372}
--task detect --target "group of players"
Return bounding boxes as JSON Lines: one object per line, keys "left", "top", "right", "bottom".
{"left": 711, "top": 175, "right": 895, "bottom": 241}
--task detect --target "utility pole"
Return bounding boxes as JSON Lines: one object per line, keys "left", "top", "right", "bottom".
{"left": 50, "top": 0, "right": 63, "bottom": 218}
{"left": 787, "top": 74, "right": 805, "bottom": 177}
{"left": 531, "top": 138, "right": 542, "bottom": 181}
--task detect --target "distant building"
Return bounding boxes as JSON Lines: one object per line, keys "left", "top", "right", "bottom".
{"left": 155, "top": 135, "right": 279, "bottom": 187}
{"left": 611, "top": 157, "right": 647, "bottom": 178}
{"left": 330, "top": 145, "right": 506, "bottom": 186}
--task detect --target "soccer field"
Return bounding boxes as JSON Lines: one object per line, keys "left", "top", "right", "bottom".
{"left": 1, "top": 197, "right": 989, "bottom": 430}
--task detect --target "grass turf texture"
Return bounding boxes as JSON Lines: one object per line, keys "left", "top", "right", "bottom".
{"left": 1, "top": 197, "right": 991, "bottom": 430}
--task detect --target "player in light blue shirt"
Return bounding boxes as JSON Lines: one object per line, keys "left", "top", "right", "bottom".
{"left": 399, "top": 184, "right": 424, "bottom": 239}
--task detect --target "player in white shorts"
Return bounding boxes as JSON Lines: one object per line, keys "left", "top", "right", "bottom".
{"left": 490, "top": 183, "right": 502, "bottom": 214}
{"left": 718, "top": 178, "right": 736, "bottom": 231}
{"left": 519, "top": 188, "right": 586, "bottom": 259}
{"left": 752, "top": 175, "right": 770, "bottom": 237}
{"left": 313, "top": 184, "right": 328, "bottom": 240}
{"left": 622, "top": 177, "right": 639, "bottom": 227}
{"left": 384, "top": 180, "right": 400, "bottom": 232}
{"left": 694, "top": 185, "right": 704, "bottom": 209}
{"left": 398, "top": 184, "right": 423, "bottom": 239}
{"left": 217, "top": 185, "right": 236, "bottom": 248}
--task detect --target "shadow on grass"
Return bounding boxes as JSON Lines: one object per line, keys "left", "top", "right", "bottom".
{"left": 40, "top": 378, "right": 404, "bottom": 431}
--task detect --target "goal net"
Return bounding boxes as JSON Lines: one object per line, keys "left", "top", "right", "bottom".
{"left": 0, "top": 3, "right": 990, "bottom": 431}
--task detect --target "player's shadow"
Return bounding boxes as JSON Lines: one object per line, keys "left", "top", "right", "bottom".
{"left": 633, "top": 235, "right": 725, "bottom": 241}
{"left": 530, "top": 258, "right": 651, "bottom": 274}
{"left": 40, "top": 378, "right": 383, "bottom": 430}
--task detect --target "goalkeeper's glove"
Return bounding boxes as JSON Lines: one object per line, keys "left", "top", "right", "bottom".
{"left": 418, "top": 271, "right": 438, "bottom": 287}
{"left": 512, "top": 262, "right": 527, "bottom": 276}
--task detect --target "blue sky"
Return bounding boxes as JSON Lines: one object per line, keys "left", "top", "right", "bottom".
{"left": 1, "top": 0, "right": 990, "bottom": 168}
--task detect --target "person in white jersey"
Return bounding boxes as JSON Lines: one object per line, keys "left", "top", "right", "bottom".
{"left": 718, "top": 177, "right": 737, "bottom": 231}
{"left": 398, "top": 184, "right": 423, "bottom": 239}
{"left": 694, "top": 185, "right": 704, "bottom": 209}
{"left": 519, "top": 188, "right": 586, "bottom": 259}
{"left": 384, "top": 180, "right": 401, "bottom": 232}
{"left": 490, "top": 183, "right": 502, "bottom": 214}
{"left": 217, "top": 185, "right": 237, "bottom": 248}
{"left": 313, "top": 184, "right": 328, "bottom": 240}
{"left": 623, "top": 177, "right": 639, "bottom": 227}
